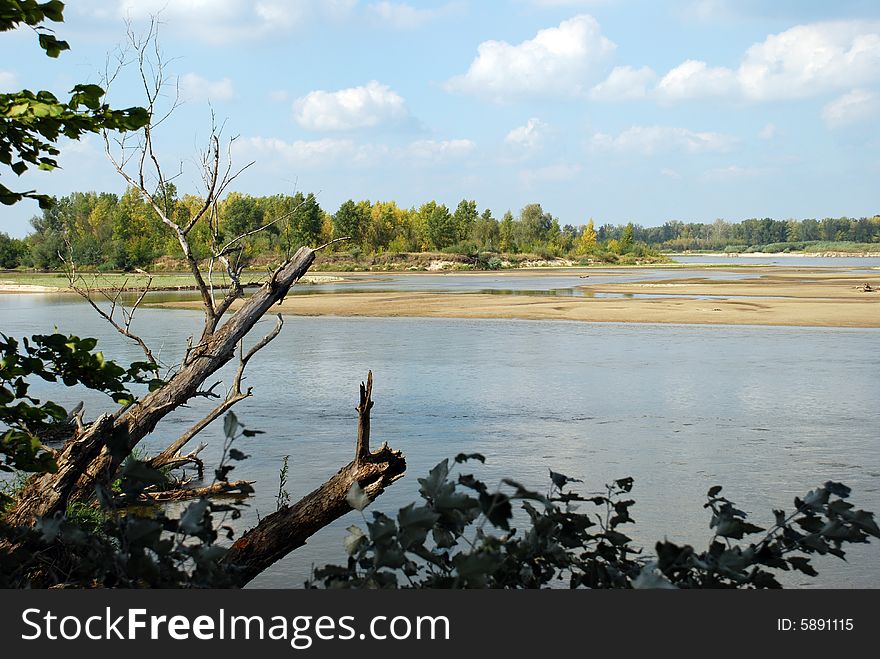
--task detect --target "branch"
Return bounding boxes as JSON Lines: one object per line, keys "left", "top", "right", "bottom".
{"left": 62, "top": 255, "right": 158, "bottom": 366}
{"left": 356, "top": 370, "right": 374, "bottom": 464}
{"left": 148, "top": 315, "right": 284, "bottom": 468}
{"left": 223, "top": 373, "right": 405, "bottom": 586}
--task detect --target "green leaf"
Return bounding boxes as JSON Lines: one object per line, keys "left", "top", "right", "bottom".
{"left": 179, "top": 499, "right": 210, "bottom": 535}
{"left": 223, "top": 412, "right": 239, "bottom": 438}
{"left": 418, "top": 459, "right": 449, "bottom": 500}
{"left": 346, "top": 482, "right": 371, "bottom": 511}
{"left": 343, "top": 525, "right": 366, "bottom": 556}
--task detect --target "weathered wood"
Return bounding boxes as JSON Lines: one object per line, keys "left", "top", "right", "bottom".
{"left": 355, "top": 371, "right": 374, "bottom": 463}
{"left": 6, "top": 415, "right": 115, "bottom": 527}
{"left": 132, "top": 479, "right": 255, "bottom": 503}
{"left": 7, "top": 247, "right": 316, "bottom": 523}
{"left": 223, "top": 444, "right": 405, "bottom": 586}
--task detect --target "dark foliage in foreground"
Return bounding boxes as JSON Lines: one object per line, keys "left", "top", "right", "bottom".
{"left": 310, "top": 455, "right": 880, "bottom": 589}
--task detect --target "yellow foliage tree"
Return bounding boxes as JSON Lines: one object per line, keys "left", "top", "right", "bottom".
{"left": 576, "top": 218, "right": 598, "bottom": 254}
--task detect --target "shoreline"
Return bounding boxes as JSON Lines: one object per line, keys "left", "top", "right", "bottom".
{"left": 155, "top": 265, "right": 880, "bottom": 328}
{"left": 158, "top": 292, "right": 880, "bottom": 328}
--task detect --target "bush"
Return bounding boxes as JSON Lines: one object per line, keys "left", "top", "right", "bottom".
{"left": 311, "top": 455, "right": 880, "bottom": 589}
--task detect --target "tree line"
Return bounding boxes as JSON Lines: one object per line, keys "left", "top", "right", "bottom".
{"left": 1, "top": 188, "right": 878, "bottom": 270}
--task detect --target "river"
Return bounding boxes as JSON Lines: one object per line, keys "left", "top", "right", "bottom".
{"left": 1, "top": 265, "right": 878, "bottom": 588}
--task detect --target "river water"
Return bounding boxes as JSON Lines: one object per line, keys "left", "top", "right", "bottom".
{"left": 1, "top": 265, "right": 878, "bottom": 588}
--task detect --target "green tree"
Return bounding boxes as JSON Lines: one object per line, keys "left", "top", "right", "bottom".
{"left": 620, "top": 222, "right": 635, "bottom": 254}
{"left": 0, "top": 231, "right": 26, "bottom": 267}
{"left": 472, "top": 208, "right": 499, "bottom": 250}
{"left": 289, "top": 192, "right": 322, "bottom": 248}
{"left": 0, "top": 0, "right": 148, "bottom": 208}
{"left": 517, "top": 203, "right": 552, "bottom": 247}
{"left": 333, "top": 199, "right": 369, "bottom": 246}
{"left": 452, "top": 199, "right": 478, "bottom": 243}
{"left": 499, "top": 210, "right": 515, "bottom": 252}
{"left": 421, "top": 201, "right": 456, "bottom": 250}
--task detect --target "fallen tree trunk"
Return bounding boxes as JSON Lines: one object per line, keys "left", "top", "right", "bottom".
{"left": 8, "top": 247, "right": 317, "bottom": 523}
{"left": 224, "top": 373, "right": 405, "bottom": 586}
{"left": 132, "top": 479, "right": 255, "bottom": 503}
{"left": 224, "top": 444, "right": 405, "bottom": 586}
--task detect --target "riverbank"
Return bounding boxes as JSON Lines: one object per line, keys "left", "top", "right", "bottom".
{"left": 156, "top": 267, "right": 880, "bottom": 328}
{"left": 0, "top": 273, "right": 346, "bottom": 293}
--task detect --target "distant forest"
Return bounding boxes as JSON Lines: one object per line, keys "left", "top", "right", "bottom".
{"left": 1, "top": 187, "right": 878, "bottom": 270}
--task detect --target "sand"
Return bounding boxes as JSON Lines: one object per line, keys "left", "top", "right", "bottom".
{"left": 157, "top": 267, "right": 880, "bottom": 328}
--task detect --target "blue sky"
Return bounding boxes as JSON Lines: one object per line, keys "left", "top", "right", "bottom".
{"left": 1, "top": 0, "right": 879, "bottom": 237}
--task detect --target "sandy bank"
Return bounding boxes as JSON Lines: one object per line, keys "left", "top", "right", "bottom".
{"left": 160, "top": 288, "right": 879, "bottom": 328}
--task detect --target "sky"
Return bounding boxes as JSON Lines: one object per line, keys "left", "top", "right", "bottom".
{"left": 1, "top": 0, "right": 879, "bottom": 237}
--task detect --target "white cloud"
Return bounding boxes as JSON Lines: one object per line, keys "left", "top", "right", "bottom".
{"left": 822, "top": 89, "right": 880, "bottom": 128}
{"left": 759, "top": 123, "right": 777, "bottom": 140}
{"left": 179, "top": 73, "right": 234, "bottom": 102}
{"left": 660, "top": 167, "right": 682, "bottom": 179}
{"left": 268, "top": 89, "right": 290, "bottom": 102}
{"left": 111, "top": 0, "right": 350, "bottom": 44}
{"left": 592, "top": 126, "right": 737, "bottom": 155}
{"left": 656, "top": 60, "right": 736, "bottom": 101}
{"left": 236, "top": 136, "right": 381, "bottom": 168}
{"left": 445, "top": 14, "right": 615, "bottom": 101}
{"left": 520, "top": 163, "right": 582, "bottom": 185}
{"left": 0, "top": 70, "right": 17, "bottom": 91}
{"left": 293, "top": 81, "right": 408, "bottom": 131}
{"left": 739, "top": 21, "right": 880, "bottom": 100}
{"left": 405, "top": 139, "right": 475, "bottom": 160}
{"left": 505, "top": 118, "right": 549, "bottom": 150}
{"left": 591, "top": 65, "right": 657, "bottom": 100}
{"left": 367, "top": 1, "right": 445, "bottom": 29}
{"left": 237, "top": 135, "right": 474, "bottom": 168}
{"left": 655, "top": 21, "right": 880, "bottom": 103}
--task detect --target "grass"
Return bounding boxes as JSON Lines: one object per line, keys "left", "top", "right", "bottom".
{"left": 0, "top": 271, "right": 271, "bottom": 290}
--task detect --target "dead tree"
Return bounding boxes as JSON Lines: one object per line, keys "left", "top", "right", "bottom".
{"left": 3, "top": 19, "right": 405, "bottom": 585}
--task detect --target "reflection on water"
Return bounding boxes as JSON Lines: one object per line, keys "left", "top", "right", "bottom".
{"left": 1, "top": 293, "right": 877, "bottom": 589}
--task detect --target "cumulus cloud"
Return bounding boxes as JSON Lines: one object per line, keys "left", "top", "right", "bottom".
{"left": 592, "top": 126, "right": 737, "bottom": 155}
{"left": 445, "top": 14, "right": 615, "bottom": 101}
{"left": 822, "top": 89, "right": 879, "bottom": 128}
{"left": 591, "top": 65, "right": 657, "bottom": 100}
{"left": 504, "top": 118, "right": 549, "bottom": 150}
{"left": 179, "top": 73, "right": 234, "bottom": 102}
{"left": 0, "top": 70, "right": 17, "bottom": 91}
{"left": 656, "top": 60, "right": 736, "bottom": 101}
{"left": 654, "top": 21, "right": 880, "bottom": 102}
{"left": 293, "top": 81, "right": 408, "bottom": 131}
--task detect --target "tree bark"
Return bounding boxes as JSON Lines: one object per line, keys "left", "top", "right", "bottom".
{"left": 8, "top": 247, "right": 316, "bottom": 523}
{"left": 224, "top": 444, "right": 405, "bottom": 586}
{"left": 223, "top": 369, "right": 404, "bottom": 586}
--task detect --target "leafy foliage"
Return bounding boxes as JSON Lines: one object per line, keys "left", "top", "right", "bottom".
{"left": 311, "top": 457, "right": 879, "bottom": 589}
{"left": 0, "top": 332, "right": 159, "bottom": 477}
{"left": 0, "top": 410, "right": 256, "bottom": 588}
{"left": 0, "top": 0, "right": 149, "bottom": 208}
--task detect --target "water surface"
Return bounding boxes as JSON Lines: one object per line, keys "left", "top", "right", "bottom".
{"left": 1, "top": 293, "right": 877, "bottom": 588}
